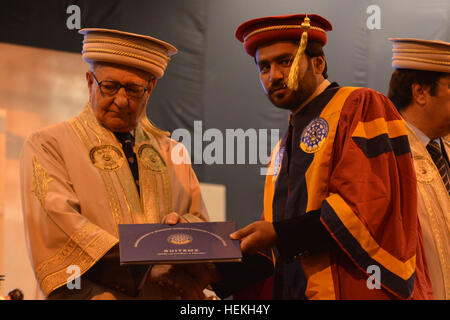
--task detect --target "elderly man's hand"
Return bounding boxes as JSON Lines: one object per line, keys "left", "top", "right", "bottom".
{"left": 152, "top": 212, "right": 207, "bottom": 299}
{"left": 161, "top": 212, "right": 188, "bottom": 225}
{"left": 230, "top": 221, "right": 278, "bottom": 255}
{"left": 148, "top": 264, "right": 206, "bottom": 300}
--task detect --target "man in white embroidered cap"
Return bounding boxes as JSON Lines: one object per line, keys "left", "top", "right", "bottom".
{"left": 388, "top": 38, "right": 450, "bottom": 300}
{"left": 19, "top": 28, "right": 209, "bottom": 299}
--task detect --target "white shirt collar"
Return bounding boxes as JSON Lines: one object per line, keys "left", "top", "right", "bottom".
{"left": 407, "top": 121, "right": 432, "bottom": 147}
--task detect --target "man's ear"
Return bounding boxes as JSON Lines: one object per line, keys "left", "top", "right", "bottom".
{"left": 312, "top": 56, "right": 326, "bottom": 75}
{"left": 146, "top": 77, "right": 158, "bottom": 98}
{"left": 411, "top": 83, "right": 429, "bottom": 106}
{"left": 86, "top": 71, "right": 94, "bottom": 95}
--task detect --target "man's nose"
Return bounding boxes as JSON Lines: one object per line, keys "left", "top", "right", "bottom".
{"left": 113, "top": 87, "right": 129, "bottom": 107}
{"left": 269, "top": 65, "right": 284, "bottom": 83}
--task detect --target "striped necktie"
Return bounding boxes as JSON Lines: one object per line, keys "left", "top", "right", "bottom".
{"left": 426, "top": 139, "right": 450, "bottom": 195}
{"left": 114, "top": 132, "right": 148, "bottom": 290}
{"left": 114, "top": 132, "right": 140, "bottom": 195}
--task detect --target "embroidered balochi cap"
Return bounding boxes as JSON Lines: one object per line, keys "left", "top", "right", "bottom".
{"left": 390, "top": 38, "right": 450, "bottom": 73}
{"left": 79, "top": 28, "right": 178, "bottom": 79}
{"left": 235, "top": 14, "right": 332, "bottom": 90}
{"left": 235, "top": 14, "right": 332, "bottom": 58}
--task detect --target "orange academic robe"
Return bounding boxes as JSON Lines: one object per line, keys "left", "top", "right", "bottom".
{"left": 263, "top": 83, "right": 433, "bottom": 299}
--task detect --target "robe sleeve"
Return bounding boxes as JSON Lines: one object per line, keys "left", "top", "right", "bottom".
{"left": 182, "top": 164, "right": 209, "bottom": 223}
{"left": 273, "top": 210, "right": 336, "bottom": 261}
{"left": 319, "top": 88, "right": 418, "bottom": 299}
{"left": 20, "top": 131, "right": 118, "bottom": 297}
{"left": 212, "top": 249, "right": 274, "bottom": 299}
{"left": 169, "top": 141, "right": 209, "bottom": 223}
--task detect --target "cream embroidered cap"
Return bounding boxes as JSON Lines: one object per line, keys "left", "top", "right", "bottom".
{"left": 390, "top": 38, "right": 450, "bottom": 73}
{"left": 79, "top": 28, "right": 178, "bottom": 79}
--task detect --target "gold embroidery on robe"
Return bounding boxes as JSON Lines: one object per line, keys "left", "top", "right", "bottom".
{"left": 20, "top": 102, "right": 208, "bottom": 298}
{"left": 405, "top": 121, "right": 450, "bottom": 299}
{"left": 89, "top": 145, "right": 125, "bottom": 171}
{"left": 36, "top": 223, "right": 118, "bottom": 296}
{"left": 70, "top": 105, "right": 172, "bottom": 225}
{"left": 31, "top": 156, "right": 53, "bottom": 207}
{"left": 69, "top": 116, "right": 125, "bottom": 233}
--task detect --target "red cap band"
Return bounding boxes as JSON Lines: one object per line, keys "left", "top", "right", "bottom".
{"left": 235, "top": 14, "right": 333, "bottom": 57}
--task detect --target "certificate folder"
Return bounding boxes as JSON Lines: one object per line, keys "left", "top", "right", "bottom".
{"left": 118, "top": 222, "right": 242, "bottom": 265}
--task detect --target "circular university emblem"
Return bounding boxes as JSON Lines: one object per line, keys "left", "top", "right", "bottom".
{"left": 414, "top": 156, "right": 435, "bottom": 184}
{"left": 137, "top": 144, "right": 165, "bottom": 172}
{"left": 300, "top": 118, "right": 329, "bottom": 153}
{"left": 89, "top": 145, "right": 125, "bottom": 171}
{"left": 167, "top": 233, "right": 193, "bottom": 245}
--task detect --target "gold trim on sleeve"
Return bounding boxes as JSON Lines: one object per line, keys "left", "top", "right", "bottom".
{"left": 36, "top": 222, "right": 118, "bottom": 296}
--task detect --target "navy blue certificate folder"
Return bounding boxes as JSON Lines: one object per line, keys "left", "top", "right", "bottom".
{"left": 118, "top": 222, "right": 242, "bottom": 264}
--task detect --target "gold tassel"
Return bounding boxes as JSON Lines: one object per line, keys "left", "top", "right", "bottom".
{"left": 287, "top": 16, "right": 311, "bottom": 91}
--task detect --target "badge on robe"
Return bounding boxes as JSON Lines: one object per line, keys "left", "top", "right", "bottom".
{"left": 300, "top": 118, "right": 329, "bottom": 153}
{"left": 89, "top": 145, "right": 125, "bottom": 171}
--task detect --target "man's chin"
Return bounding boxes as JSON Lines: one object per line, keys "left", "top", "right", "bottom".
{"left": 269, "top": 96, "right": 297, "bottom": 110}
{"left": 103, "top": 119, "right": 135, "bottom": 133}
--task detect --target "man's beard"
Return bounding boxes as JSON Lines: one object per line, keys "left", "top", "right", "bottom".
{"left": 267, "top": 63, "right": 318, "bottom": 111}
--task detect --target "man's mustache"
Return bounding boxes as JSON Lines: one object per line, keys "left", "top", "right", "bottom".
{"left": 268, "top": 81, "right": 288, "bottom": 95}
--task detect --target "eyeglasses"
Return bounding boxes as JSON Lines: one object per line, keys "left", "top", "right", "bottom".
{"left": 91, "top": 72, "right": 152, "bottom": 99}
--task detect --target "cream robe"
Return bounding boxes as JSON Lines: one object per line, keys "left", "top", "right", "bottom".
{"left": 405, "top": 122, "right": 450, "bottom": 300}
{"left": 20, "top": 105, "right": 208, "bottom": 298}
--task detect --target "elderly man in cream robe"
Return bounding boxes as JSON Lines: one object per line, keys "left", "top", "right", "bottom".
{"left": 20, "top": 28, "right": 209, "bottom": 299}
{"left": 388, "top": 38, "right": 450, "bottom": 299}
